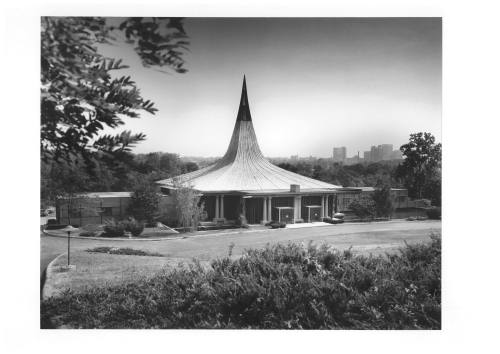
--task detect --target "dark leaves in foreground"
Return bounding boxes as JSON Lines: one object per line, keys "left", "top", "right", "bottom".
{"left": 41, "top": 17, "right": 189, "bottom": 170}
{"left": 41, "top": 235, "right": 441, "bottom": 329}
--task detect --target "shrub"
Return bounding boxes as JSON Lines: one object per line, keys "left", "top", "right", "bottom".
{"left": 79, "top": 231, "right": 97, "bottom": 237}
{"left": 426, "top": 207, "right": 441, "bottom": 220}
{"left": 42, "top": 235, "right": 441, "bottom": 329}
{"left": 268, "top": 221, "right": 286, "bottom": 229}
{"left": 349, "top": 198, "right": 376, "bottom": 220}
{"left": 102, "top": 223, "right": 125, "bottom": 237}
{"left": 102, "top": 219, "right": 144, "bottom": 237}
{"left": 128, "top": 182, "right": 160, "bottom": 223}
{"left": 44, "top": 224, "right": 68, "bottom": 230}
{"left": 86, "top": 247, "right": 163, "bottom": 257}
{"left": 121, "top": 218, "right": 144, "bottom": 236}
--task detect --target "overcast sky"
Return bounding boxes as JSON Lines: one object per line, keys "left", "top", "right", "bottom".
{"left": 99, "top": 17, "right": 441, "bottom": 158}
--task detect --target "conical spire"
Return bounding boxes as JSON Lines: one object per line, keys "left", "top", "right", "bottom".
{"left": 236, "top": 75, "right": 252, "bottom": 122}
{"left": 155, "top": 76, "right": 341, "bottom": 192}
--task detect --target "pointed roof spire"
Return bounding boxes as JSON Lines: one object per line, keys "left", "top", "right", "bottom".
{"left": 236, "top": 75, "right": 252, "bottom": 122}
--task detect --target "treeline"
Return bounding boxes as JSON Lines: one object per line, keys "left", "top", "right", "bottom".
{"left": 276, "top": 133, "right": 441, "bottom": 207}
{"left": 41, "top": 152, "right": 199, "bottom": 207}
{"left": 276, "top": 160, "right": 402, "bottom": 189}
{"left": 42, "top": 133, "right": 441, "bottom": 208}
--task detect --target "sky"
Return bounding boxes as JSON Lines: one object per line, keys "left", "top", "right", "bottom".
{"left": 98, "top": 17, "right": 441, "bottom": 158}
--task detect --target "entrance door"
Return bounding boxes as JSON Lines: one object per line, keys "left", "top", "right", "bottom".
{"left": 245, "top": 198, "right": 263, "bottom": 224}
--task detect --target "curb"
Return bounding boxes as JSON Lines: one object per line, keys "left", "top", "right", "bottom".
{"left": 41, "top": 230, "right": 186, "bottom": 242}
{"left": 41, "top": 219, "right": 434, "bottom": 242}
{"left": 41, "top": 252, "right": 67, "bottom": 299}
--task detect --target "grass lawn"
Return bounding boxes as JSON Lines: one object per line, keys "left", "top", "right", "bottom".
{"left": 41, "top": 220, "right": 441, "bottom": 298}
{"left": 44, "top": 251, "right": 199, "bottom": 298}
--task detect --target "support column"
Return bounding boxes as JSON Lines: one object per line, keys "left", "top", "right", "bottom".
{"left": 268, "top": 197, "right": 273, "bottom": 222}
{"left": 297, "top": 196, "right": 302, "bottom": 220}
{"left": 325, "top": 195, "right": 329, "bottom": 218}
{"left": 262, "top": 197, "right": 267, "bottom": 223}
{"left": 321, "top": 196, "right": 325, "bottom": 218}
{"left": 215, "top": 195, "right": 219, "bottom": 219}
{"left": 220, "top": 195, "right": 225, "bottom": 220}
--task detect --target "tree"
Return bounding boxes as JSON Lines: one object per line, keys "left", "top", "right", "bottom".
{"left": 41, "top": 17, "right": 189, "bottom": 170}
{"left": 171, "top": 183, "right": 205, "bottom": 232}
{"left": 372, "top": 186, "right": 395, "bottom": 218}
{"left": 395, "top": 132, "right": 441, "bottom": 204}
{"left": 349, "top": 197, "right": 376, "bottom": 221}
{"left": 128, "top": 181, "right": 161, "bottom": 223}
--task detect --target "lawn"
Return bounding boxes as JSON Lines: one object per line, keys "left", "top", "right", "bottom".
{"left": 43, "top": 251, "right": 196, "bottom": 298}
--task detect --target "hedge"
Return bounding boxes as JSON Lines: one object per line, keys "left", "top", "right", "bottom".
{"left": 42, "top": 235, "right": 441, "bottom": 329}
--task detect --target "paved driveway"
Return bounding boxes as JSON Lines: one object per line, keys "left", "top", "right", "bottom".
{"left": 41, "top": 220, "right": 441, "bottom": 265}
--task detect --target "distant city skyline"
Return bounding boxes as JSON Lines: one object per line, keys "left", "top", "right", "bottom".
{"left": 98, "top": 18, "right": 441, "bottom": 157}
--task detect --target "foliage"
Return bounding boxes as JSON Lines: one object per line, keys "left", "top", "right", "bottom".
{"left": 79, "top": 231, "right": 97, "bottom": 237}
{"left": 102, "top": 218, "right": 144, "bottom": 237}
{"left": 86, "top": 247, "right": 163, "bottom": 257}
{"left": 41, "top": 235, "right": 441, "bottom": 329}
{"left": 171, "top": 183, "right": 205, "bottom": 231}
{"left": 372, "top": 186, "right": 395, "bottom": 218}
{"left": 277, "top": 160, "right": 401, "bottom": 188}
{"left": 40, "top": 152, "right": 198, "bottom": 207}
{"left": 128, "top": 181, "right": 160, "bottom": 223}
{"left": 349, "top": 198, "right": 376, "bottom": 220}
{"left": 41, "top": 17, "right": 189, "bottom": 166}
{"left": 120, "top": 218, "right": 145, "bottom": 236}
{"left": 102, "top": 221, "right": 126, "bottom": 237}
{"left": 44, "top": 224, "right": 69, "bottom": 230}
{"left": 395, "top": 133, "right": 441, "bottom": 205}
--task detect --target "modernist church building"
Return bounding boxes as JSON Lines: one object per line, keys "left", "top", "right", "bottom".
{"left": 156, "top": 77, "right": 343, "bottom": 224}
{"left": 56, "top": 77, "right": 412, "bottom": 227}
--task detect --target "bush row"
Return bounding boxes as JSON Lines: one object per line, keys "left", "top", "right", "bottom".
{"left": 86, "top": 247, "right": 164, "bottom": 257}
{"left": 41, "top": 235, "right": 441, "bottom": 329}
{"left": 102, "top": 218, "right": 144, "bottom": 237}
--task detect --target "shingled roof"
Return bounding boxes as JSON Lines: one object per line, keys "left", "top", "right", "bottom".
{"left": 156, "top": 77, "right": 341, "bottom": 194}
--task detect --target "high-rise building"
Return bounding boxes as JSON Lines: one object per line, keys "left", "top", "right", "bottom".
{"left": 363, "top": 151, "right": 371, "bottom": 162}
{"left": 333, "top": 147, "right": 347, "bottom": 162}
{"left": 381, "top": 144, "right": 393, "bottom": 160}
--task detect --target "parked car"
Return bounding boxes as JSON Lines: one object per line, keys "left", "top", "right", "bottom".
{"left": 333, "top": 212, "right": 345, "bottom": 219}
{"left": 331, "top": 217, "right": 344, "bottom": 224}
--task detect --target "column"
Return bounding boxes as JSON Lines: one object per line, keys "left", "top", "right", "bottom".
{"left": 215, "top": 195, "right": 219, "bottom": 219}
{"left": 297, "top": 196, "right": 302, "bottom": 220}
{"left": 325, "top": 195, "right": 329, "bottom": 218}
{"left": 262, "top": 197, "right": 267, "bottom": 223}
{"left": 220, "top": 195, "right": 225, "bottom": 220}
{"left": 268, "top": 197, "right": 273, "bottom": 221}
{"left": 321, "top": 196, "right": 325, "bottom": 218}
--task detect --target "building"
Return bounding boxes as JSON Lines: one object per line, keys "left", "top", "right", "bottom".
{"left": 333, "top": 147, "right": 347, "bottom": 163}
{"left": 55, "top": 78, "right": 415, "bottom": 227}
{"left": 156, "top": 77, "right": 342, "bottom": 224}
{"left": 380, "top": 144, "right": 393, "bottom": 160}
{"left": 56, "top": 192, "right": 133, "bottom": 227}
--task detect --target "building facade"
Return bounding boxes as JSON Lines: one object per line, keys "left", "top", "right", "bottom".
{"left": 333, "top": 147, "right": 347, "bottom": 163}
{"left": 156, "top": 77, "right": 342, "bottom": 224}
